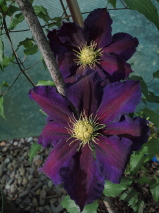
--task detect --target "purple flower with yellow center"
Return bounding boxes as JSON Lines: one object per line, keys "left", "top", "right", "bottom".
{"left": 29, "top": 72, "right": 149, "bottom": 210}
{"left": 48, "top": 8, "right": 138, "bottom": 82}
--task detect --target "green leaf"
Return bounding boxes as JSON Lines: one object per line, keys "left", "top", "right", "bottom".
{"left": 16, "top": 38, "right": 34, "bottom": 50}
{"left": 123, "top": 0, "right": 159, "bottom": 30}
{"left": 61, "top": 196, "right": 80, "bottom": 213}
{"left": 0, "top": 81, "right": 9, "bottom": 88}
{"left": 7, "top": 5, "right": 20, "bottom": 16}
{"left": 153, "top": 70, "right": 159, "bottom": 79}
{"left": 0, "top": 38, "right": 4, "bottom": 71}
{"left": 129, "top": 75, "right": 148, "bottom": 98}
{"left": 24, "top": 45, "right": 38, "bottom": 55}
{"left": 37, "top": 80, "right": 55, "bottom": 86}
{"left": 33, "top": 5, "right": 50, "bottom": 23}
{"left": 137, "top": 177, "right": 151, "bottom": 185}
{"left": 28, "top": 143, "right": 42, "bottom": 163}
{"left": 143, "top": 108, "right": 159, "bottom": 128}
{"left": 120, "top": 188, "right": 144, "bottom": 212}
{"left": 61, "top": 195, "right": 98, "bottom": 213}
{"left": 129, "top": 152, "right": 146, "bottom": 175}
{"left": 147, "top": 92, "right": 159, "bottom": 103}
{"left": 3, "top": 57, "right": 10, "bottom": 67}
{"left": 150, "top": 181, "right": 159, "bottom": 202}
{"left": 8, "top": 13, "right": 24, "bottom": 30}
{"left": 104, "top": 177, "right": 132, "bottom": 197}
{"left": 0, "top": 96, "right": 5, "bottom": 119}
{"left": 108, "top": 0, "right": 117, "bottom": 8}
{"left": 142, "top": 138, "right": 159, "bottom": 156}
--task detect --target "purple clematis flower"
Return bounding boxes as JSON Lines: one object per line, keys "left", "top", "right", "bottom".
{"left": 29, "top": 72, "right": 149, "bottom": 210}
{"left": 48, "top": 8, "right": 138, "bottom": 83}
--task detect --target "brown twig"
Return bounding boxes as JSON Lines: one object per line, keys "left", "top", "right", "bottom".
{"left": 103, "top": 197, "right": 116, "bottom": 213}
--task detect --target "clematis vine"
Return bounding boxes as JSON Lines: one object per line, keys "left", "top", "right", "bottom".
{"left": 29, "top": 71, "right": 149, "bottom": 210}
{"left": 48, "top": 8, "right": 138, "bottom": 83}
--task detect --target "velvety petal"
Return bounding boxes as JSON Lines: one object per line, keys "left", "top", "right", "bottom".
{"left": 57, "top": 51, "right": 77, "bottom": 79}
{"left": 66, "top": 71, "right": 103, "bottom": 116}
{"left": 97, "top": 80, "right": 141, "bottom": 124}
{"left": 104, "top": 115, "right": 149, "bottom": 151}
{"left": 84, "top": 8, "right": 112, "bottom": 48}
{"left": 29, "top": 86, "right": 72, "bottom": 124}
{"left": 47, "top": 29, "right": 70, "bottom": 55}
{"left": 95, "top": 136, "right": 133, "bottom": 184}
{"left": 105, "top": 33, "right": 138, "bottom": 61}
{"left": 60, "top": 145, "right": 105, "bottom": 211}
{"left": 57, "top": 22, "right": 86, "bottom": 47}
{"left": 39, "top": 139, "right": 79, "bottom": 185}
{"left": 38, "top": 121, "right": 69, "bottom": 148}
{"left": 99, "top": 52, "right": 133, "bottom": 81}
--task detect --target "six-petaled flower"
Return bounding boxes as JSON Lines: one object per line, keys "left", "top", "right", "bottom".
{"left": 29, "top": 72, "right": 149, "bottom": 210}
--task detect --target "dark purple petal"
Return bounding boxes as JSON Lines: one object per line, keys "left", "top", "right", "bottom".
{"left": 29, "top": 86, "right": 72, "bottom": 124}
{"left": 97, "top": 80, "right": 141, "bottom": 124}
{"left": 99, "top": 52, "right": 133, "bottom": 81}
{"left": 104, "top": 115, "right": 149, "bottom": 151}
{"left": 66, "top": 71, "right": 103, "bottom": 116}
{"left": 39, "top": 139, "right": 79, "bottom": 185}
{"left": 95, "top": 136, "right": 133, "bottom": 184}
{"left": 48, "top": 29, "right": 69, "bottom": 55}
{"left": 84, "top": 8, "right": 112, "bottom": 48}
{"left": 57, "top": 22, "right": 86, "bottom": 47}
{"left": 57, "top": 51, "right": 77, "bottom": 79}
{"left": 38, "top": 121, "right": 69, "bottom": 148}
{"left": 105, "top": 33, "right": 138, "bottom": 61}
{"left": 60, "top": 145, "right": 105, "bottom": 211}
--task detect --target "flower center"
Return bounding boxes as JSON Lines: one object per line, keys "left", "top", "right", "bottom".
{"left": 73, "top": 41, "right": 103, "bottom": 68}
{"left": 73, "top": 119, "right": 94, "bottom": 142}
{"left": 67, "top": 113, "right": 105, "bottom": 149}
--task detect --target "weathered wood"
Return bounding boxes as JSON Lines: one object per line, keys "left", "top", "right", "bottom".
{"left": 15, "top": 0, "right": 65, "bottom": 96}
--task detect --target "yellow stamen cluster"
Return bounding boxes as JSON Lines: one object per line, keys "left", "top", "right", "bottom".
{"left": 67, "top": 113, "right": 105, "bottom": 149}
{"left": 74, "top": 41, "right": 103, "bottom": 68}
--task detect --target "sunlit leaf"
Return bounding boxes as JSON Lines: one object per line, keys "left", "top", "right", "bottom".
{"left": 37, "top": 80, "right": 55, "bottom": 86}
{"left": 61, "top": 195, "right": 98, "bottom": 213}
{"left": 124, "top": 0, "right": 159, "bottom": 30}
{"left": 104, "top": 177, "right": 132, "bottom": 197}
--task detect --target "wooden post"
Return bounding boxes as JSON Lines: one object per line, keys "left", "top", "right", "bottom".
{"left": 66, "top": 0, "right": 84, "bottom": 27}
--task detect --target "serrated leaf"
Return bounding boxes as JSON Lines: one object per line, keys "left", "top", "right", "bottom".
{"left": 33, "top": 5, "right": 50, "bottom": 23}
{"left": 104, "top": 177, "right": 132, "bottom": 197}
{"left": 129, "top": 152, "right": 146, "bottom": 175}
{"left": 24, "top": 45, "right": 38, "bottom": 55}
{"left": 0, "top": 96, "right": 6, "bottom": 119}
{"left": 37, "top": 80, "right": 55, "bottom": 86}
{"left": 120, "top": 188, "right": 144, "bottom": 212}
{"left": 8, "top": 13, "right": 24, "bottom": 30}
{"left": 61, "top": 195, "right": 98, "bottom": 213}
{"left": 130, "top": 75, "right": 148, "bottom": 98}
{"left": 153, "top": 70, "right": 159, "bottom": 79}
{"left": 150, "top": 181, "right": 159, "bottom": 202}
{"left": 108, "top": 0, "right": 117, "bottom": 8}
{"left": 28, "top": 143, "right": 42, "bottom": 163}
{"left": 124, "top": 0, "right": 159, "bottom": 30}
{"left": 143, "top": 108, "right": 159, "bottom": 128}
{"left": 0, "top": 38, "right": 4, "bottom": 71}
